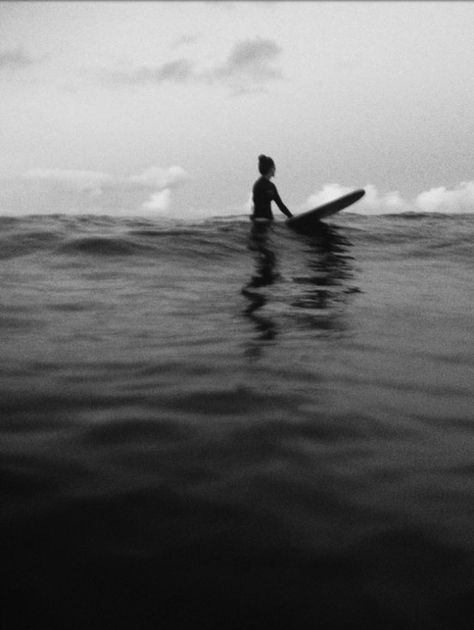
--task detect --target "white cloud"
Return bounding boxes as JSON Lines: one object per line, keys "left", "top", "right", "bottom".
{"left": 23, "top": 168, "right": 112, "bottom": 195}
{"left": 10, "top": 165, "right": 188, "bottom": 215}
{"left": 415, "top": 181, "right": 474, "bottom": 214}
{"left": 302, "top": 182, "right": 474, "bottom": 215}
{"left": 303, "top": 182, "right": 411, "bottom": 215}
{"left": 7, "top": 168, "right": 474, "bottom": 218}
{"left": 353, "top": 184, "right": 411, "bottom": 215}
{"left": 246, "top": 181, "right": 474, "bottom": 218}
{"left": 24, "top": 166, "right": 187, "bottom": 194}
{"left": 142, "top": 189, "right": 171, "bottom": 211}
{"left": 128, "top": 166, "right": 187, "bottom": 189}
{"left": 303, "top": 183, "right": 354, "bottom": 211}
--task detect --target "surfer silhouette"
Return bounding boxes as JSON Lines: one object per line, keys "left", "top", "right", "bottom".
{"left": 252, "top": 155, "right": 293, "bottom": 221}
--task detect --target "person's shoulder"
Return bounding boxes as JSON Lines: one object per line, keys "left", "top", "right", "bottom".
{"left": 257, "top": 177, "right": 274, "bottom": 187}
{"left": 253, "top": 176, "right": 275, "bottom": 193}
{"left": 266, "top": 179, "right": 277, "bottom": 193}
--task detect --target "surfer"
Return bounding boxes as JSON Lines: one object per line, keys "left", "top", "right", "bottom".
{"left": 252, "top": 155, "right": 293, "bottom": 221}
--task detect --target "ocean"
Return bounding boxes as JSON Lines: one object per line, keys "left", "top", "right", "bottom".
{"left": 1, "top": 211, "right": 474, "bottom": 629}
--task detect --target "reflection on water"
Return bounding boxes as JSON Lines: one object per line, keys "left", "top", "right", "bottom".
{"left": 241, "top": 222, "right": 359, "bottom": 355}
{"left": 291, "top": 223, "right": 360, "bottom": 331}
{"left": 241, "top": 223, "right": 279, "bottom": 354}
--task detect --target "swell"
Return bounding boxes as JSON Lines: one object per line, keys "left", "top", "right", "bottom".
{"left": 0, "top": 217, "right": 250, "bottom": 261}
{"left": 0, "top": 214, "right": 472, "bottom": 266}
{"left": 343, "top": 214, "right": 474, "bottom": 261}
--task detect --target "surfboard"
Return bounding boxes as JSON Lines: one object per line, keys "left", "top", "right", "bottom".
{"left": 287, "top": 189, "right": 365, "bottom": 230}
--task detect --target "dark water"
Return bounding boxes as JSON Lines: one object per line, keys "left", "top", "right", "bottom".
{"left": 1, "top": 212, "right": 474, "bottom": 629}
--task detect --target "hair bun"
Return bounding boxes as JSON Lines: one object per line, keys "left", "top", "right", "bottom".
{"left": 257, "top": 154, "right": 274, "bottom": 175}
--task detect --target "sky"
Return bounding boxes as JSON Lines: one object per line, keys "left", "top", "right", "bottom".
{"left": 2, "top": 0, "right": 474, "bottom": 218}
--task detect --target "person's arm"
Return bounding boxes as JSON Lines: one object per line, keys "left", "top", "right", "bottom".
{"left": 273, "top": 186, "right": 293, "bottom": 218}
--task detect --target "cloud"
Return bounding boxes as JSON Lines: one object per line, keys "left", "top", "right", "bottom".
{"left": 5, "top": 173, "right": 474, "bottom": 219}
{"left": 102, "top": 59, "right": 195, "bottom": 86}
{"left": 142, "top": 189, "right": 171, "bottom": 211}
{"left": 24, "top": 168, "right": 113, "bottom": 196}
{"left": 0, "top": 47, "right": 38, "bottom": 71}
{"left": 12, "top": 165, "right": 188, "bottom": 215}
{"left": 415, "top": 181, "right": 474, "bottom": 214}
{"left": 98, "top": 38, "right": 283, "bottom": 93}
{"left": 352, "top": 184, "right": 410, "bottom": 215}
{"left": 212, "top": 38, "right": 283, "bottom": 84}
{"left": 303, "top": 183, "right": 411, "bottom": 215}
{"left": 303, "top": 183, "right": 354, "bottom": 211}
{"left": 128, "top": 166, "right": 187, "bottom": 189}
{"left": 24, "top": 166, "right": 187, "bottom": 193}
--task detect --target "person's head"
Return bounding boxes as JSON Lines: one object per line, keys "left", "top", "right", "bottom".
{"left": 258, "top": 154, "right": 276, "bottom": 178}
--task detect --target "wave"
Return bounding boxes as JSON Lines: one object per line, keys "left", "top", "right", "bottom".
{"left": 0, "top": 213, "right": 473, "bottom": 264}
{"left": 58, "top": 236, "right": 150, "bottom": 257}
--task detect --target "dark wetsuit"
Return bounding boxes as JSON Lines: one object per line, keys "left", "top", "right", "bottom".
{"left": 252, "top": 176, "right": 292, "bottom": 220}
